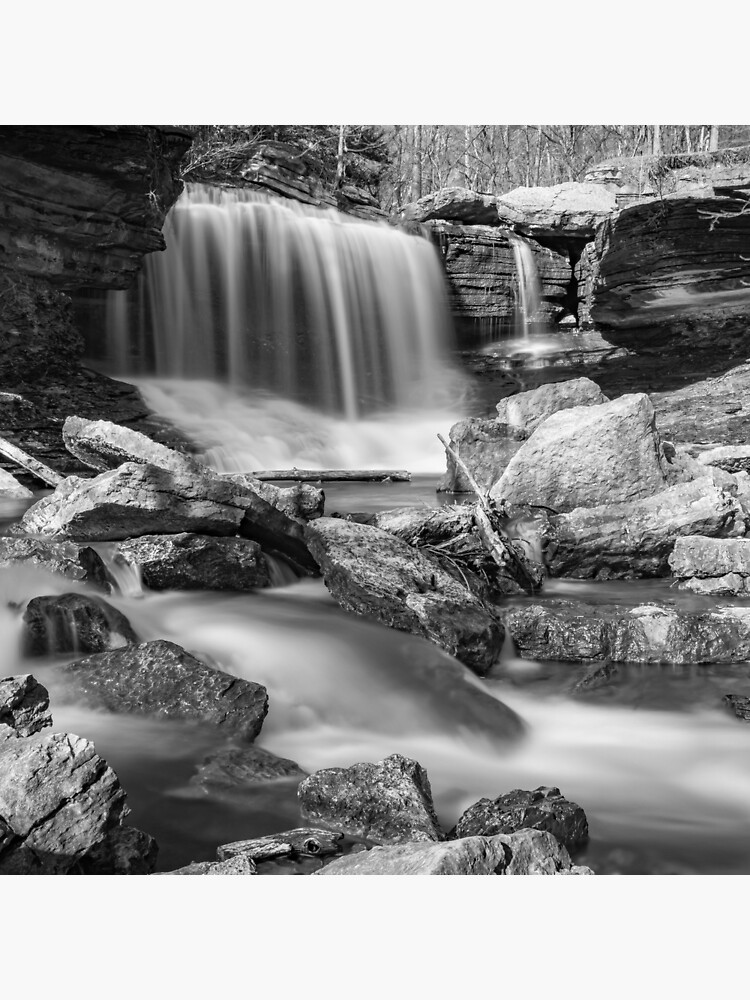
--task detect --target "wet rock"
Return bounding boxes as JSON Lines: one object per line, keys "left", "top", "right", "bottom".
{"left": 61, "top": 639, "right": 268, "bottom": 741}
{"left": 22, "top": 593, "right": 139, "bottom": 656}
{"left": 304, "top": 517, "right": 504, "bottom": 675}
{"left": 0, "top": 537, "right": 113, "bottom": 591}
{"left": 436, "top": 418, "right": 522, "bottom": 493}
{"left": 571, "top": 661, "right": 620, "bottom": 694}
{"left": 111, "top": 533, "right": 271, "bottom": 592}
{"left": 190, "top": 746, "right": 307, "bottom": 791}
{"left": 167, "top": 855, "right": 258, "bottom": 875}
{"left": 548, "top": 478, "right": 745, "bottom": 579}
{"left": 669, "top": 536, "right": 750, "bottom": 595}
{"left": 298, "top": 753, "right": 445, "bottom": 844}
{"left": 316, "top": 835, "right": 509, "bottom": 875}
{"left": 723, "top": 694, "right": 750, "bottom": 721}
{"left": 0, "top": 468, "right": 33, "bottom": 499}
{"left": 0, "top": 674, "right": 52, "bottom": 740}
{"left": 79, "top": 825, "right": 158, "bottom": 875}
{"left": 491, "top": 393, "right": 670, "bottom": 513}
{"left": 225, "top": 474, "right": 324, "bottom": 521}
{"left": 498, "top": 829, "right": 594, "bottom": 875}
{"left": 506, "top": 599, "right": 750, "bottom": 664}
{"left": 218, "top": 827, "right": 343, "bottom": 863}
{"left": 451, "top": 786, "right": 589, "bottom": 852}
{"left": 0, "top": 731, "right": 130, "bottom": 874}
{"left": 495, "top": 377, "right": 609, "bottom": 439}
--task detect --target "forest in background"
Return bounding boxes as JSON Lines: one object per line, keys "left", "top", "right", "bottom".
{"left": 178, "top": 125, "right": 750, "bottom": 212}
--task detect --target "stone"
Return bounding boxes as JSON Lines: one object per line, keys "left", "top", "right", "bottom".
{"left": 651, "top": 363, "right": 750, "bottom": 447}
{"left": 225, "top": 474, "right": 324, "bottom": 521}
{"left": 571, "top": 661, "right": 620, "bottom": 694}
{"left": 669, "top": 536, "right": 750, "bottom": 595}
{"left": 0, "top": 537, "right": 113, "bottom": 590}
{"left": 111, "top": 533, "right": 271, "bottom": 592}
{"left": 400, "top": 187, "right": 500, "bottom": 226}
{"left": 0, "top": 468, "right": 32, "bottom": 499}
{"left": 298, "top": 753, "right": 445, "bottom": 845}
{"left": 0, "top": 731, "right": 130, "bottom": 874}
{"left": 304, "top": 517, "right": 504, "bottom": 675}
{"left": 436, "top": 418, "right": 522, "bottom": 493}
{"left": 548, "top": 478, "right": 746, "bottom": 579}
{"left": 79, "top": 825, "right": 158, "bottom": 875}
{"left": 491, "top": 393, "right": 670, "bottom": 513}
{"left": 498, "top": 829, "right": 595, "bottom": 875}
{"left": 316, "top": 836, "right": 509, "bottom": 875}
{"left": 451, "top": 786, "right": 589, "bottom": 852}
{"left": 723, "top": 695, "right": 750, "bottom": 721}
{"left": 61, "top": 639, "right": 268, "bottom": 741}
{"left": 495, "top": 377, "right": 609, "bottom": 439}
{"left": 496, "top": 181, "right": 618, "bottom": 248}
{"left": 22, "top": 593, "right": 139, "bottom": 656}
{"left": 167, "top": 855, "right": 258, "bottom": 875}
{"left": 0, "top": 674, "right": 52, "bottom": 740}
{"left": 190, "top": 746, "right": 307, "bottom": 791}
{"left": 696, "top": 446, "right": 750, "bottom": 475}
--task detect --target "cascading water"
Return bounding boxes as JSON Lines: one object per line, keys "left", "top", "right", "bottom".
{"left": 510, "top": 232, "right": 545, "bottom": 341}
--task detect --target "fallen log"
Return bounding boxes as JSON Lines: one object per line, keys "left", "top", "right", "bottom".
{"left": 0, "top": 434, "right": 64, "bottom": 487}
{"left": 217, "top": 827, "right": 344, "bottom": 863}
{"left": 248, "top": 469, "right": 412, "bottom": 483}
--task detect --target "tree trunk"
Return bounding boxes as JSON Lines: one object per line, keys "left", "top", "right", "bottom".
{"left": 412, "top": 125, "right": 423, "bottom": 200}
{"left": 709, "top": 125, "right": 720, "bottom": 152}
{"left": 652, "top": 124, "right": 662, "bottom": 156}
{"left": 335, "top": 125, "right": 346, "bottom": 189}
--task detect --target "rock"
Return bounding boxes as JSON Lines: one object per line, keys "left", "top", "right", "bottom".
{"left": 61, "top": 639, "right": 268, "bottom": 741}
{"left": 218, "top": 828, "right": 344, "bottom": 863}
{"left": 451, "top": 786, "right": 588, "bottom": 852}
{"left": 0, "top": 731, "right": 130, "bottom": 874}
{"left": 571, "top": 661, "right": 619, "bottom": 694}
{"left": 548, "top": 478, "right": 746, "bottom": 579}
{"left": 498, "top": 829, "right": 594, "bottom": 875}
{"left": 111, "top": 533, "right": 271, "bottom": 592}
{"left": 0, "top": 537, "right": 113, "bottom": 590}
{"left": 190, "top": 746, "right": 307, "bottom": 791}
{"left": 0, "top": 674, "right": 52, "bottom": 740}
{"left": 723, "top": 695, "right": 750, "bottom": 721}
{"left": 304, "top": 517, "right": 504, "bottom": 675}
{"left": 436, "top": 418, "right": 522, "bottom": 493}
{"left": 506, "top": 599, "right": 750, "bottom": 664}
{"left": 696, "top": 446, "right": 750, "bottom": 475}
{"left": 298, "top": 753, "right": 445, "bottom": 844}
{"left": 0, "top": 468, "right": 32, "bottom": 499}
{"left": 495, "top": 377, "right": 609, "bottom": 439}
{"left": 400, "top": 187, "right": 500, "bottom": 226}
{"left": 669, "top": 536, "right": 750, "bottom": 595}
{"left": 79, "top": 825, "right": 158, "bottom": 875}
{"left": 167, "top": 855, "right": 258, "bottom": 875}
{"left": 225, "top": 474, "right": 324, "bottom": 521}
{"left": 651, "top": 362, "right": 750, "bottom": 447}
{"left": 22, "top": 593, "right": 139, "bottom": 656}
{"left": 491, "top": 393, "right": 670, "bottom": 512}
{"left": 496, "top": 181, "right": 618, "bottom": 249}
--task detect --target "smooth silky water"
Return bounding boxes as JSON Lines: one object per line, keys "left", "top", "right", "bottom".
{"left": 27, "top": 183, "right": 748, "bottom": 874}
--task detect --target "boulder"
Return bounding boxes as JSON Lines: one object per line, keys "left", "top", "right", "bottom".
{"left": 696, "top": 446, "right": 750, "bottom": 475}
{"left": 548, "top": 478, "right": 746, "bottom": 579}
{"left": 167, "top": 855, "right": 258, "bottom": 875}
{"left": 506, "top": 599, "right": 750, "bottom": 664}
{"left": 225, "top": 474, "right": 324, "bottom": 521}
{"left": 400, "top": 187, "right": 500, "bottom": 226}
{"left": 723, "top": 695, "right": 750, "bottom": 721}
{"left": 498, "top": 829, "right": 595, "bottom": 875}
{"left": 22, "top": 593, "right": 139, "bottom": 656}
{"left": 0, "top": 537, "right": 113, "bottom": 590}
{"left": 491, "top": 393, "right": 670, "bottom": 512}
{"left": 451, "top": 786, "right": 589, "bottom": 852}
{"left": 298, "top": 753, "right": 445, "bottom": 844}
{"left": 0, "top": 468, "right": 32, "bottom": 499}
{"left": 304, "top": 517, "right": 504, "bottom": 675}
{"left": 111, "top": 533, "right": 271, "bottom": 592}
{"left": 0, "top": 731, "right": 131, "bottom": 874}
{"left": 496, "top": 181, "right": 618, "bottom": 247}
{"left": 61, "top": 639, "right": 268, "bottom": 741}
{"left": 0, "top": 674, "right": 52, "bottom": 741}
{"left": 436, "top": 417, "right": 522, "bottom": 493}
{"left": 79, "top": 825, "right": 158, "bottom": 875}
{"left": 495, "top": 377, "right": 609, "bottom": 439}
{"left": 669, "top": 536, "right": 750, "bottom": 595}
{"left": 571, "top": 661, "right": 619, "bottom": 694}
{"left": 190, "top": 746, "right": 307, "bottom": 791}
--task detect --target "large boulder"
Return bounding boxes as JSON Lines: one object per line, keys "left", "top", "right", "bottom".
{"left": 491, "top": 393, "right": 670, "bottom": 512}
{"left": 400, "top": 187, "right": 500, "bottom": 226}
{"left": 436, "top": 417, "right": 522, "bottom": 493}
{"left": 304, "top": 517, "right": 504, "bottom": 675}
{"left": 0, "top": 674, "right": 52, "bottom": 741}
{"left": 495, "top": 377, "right": 609, "bottom": 439}
{"left": 21, "top": 593, "right": 139, "bottom": 656}
{"left": 496, "top": 181, "right": 618, "bottom": 247}
{"left": 190, "top": 746, "right": 308, "bottom": 791}
{"left": 451, "top": 786, "right": 589, "bottom": 852}
{"left": 548, "top": 478, "right": 746, "bottom": 579}
{"left": 298, "top": 753, "right": 445, "bottom": 844}
{"left": 61, "top": 639, "right": 268, "bottom": 741}
{"left": 110, "top": 533, "right": 271, "bottom": 592}
{"left": 0, "top": 537, "right": 113, "bottom": 590}
{"left": 669, "top": 536, "right": 750, "bottom": 595}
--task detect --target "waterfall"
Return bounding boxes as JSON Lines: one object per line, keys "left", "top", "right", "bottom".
{"left": 103, "top": 184, "right": 459, "bottom": 421}
{"left": 510, "top": 233, "right": 545, "bottom": 339}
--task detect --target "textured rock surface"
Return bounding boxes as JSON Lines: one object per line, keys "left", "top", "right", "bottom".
{"left": 651, "top": 363, "right": 750, "bottom": 447}
{"left": 491, "top": 393, "right": 669, "bottom": 512}
{"left": 61, "top": 639, "right": 268, "bottom": 741}
{"left": 218, "top": 827, "right": 344, "bottom": 863}
{"left": 304, "top": 517, "right": 504, "bottom": 675}
{"left": 723, "top": 694, "right": 750, "bottom": 721}
{"left": 0, "top": 467, "right": 32, "bottom": 498}
{"left": 451, "top": 786, "right": 588, "bottom": 852}
{"left": 0, "top": 674, "right": 52, "bottom": 740}
{"left": 436, "top": 417, "right": 521, "bottom": 492}
{"left": 0, "top": 537, "right": 113, "bottom": 590}
{"left": 669, "top": 536, "right": 750, "bottom": 594}
{"left": 111, "top": 533, "right": 271, "bottom": 592}
{"left": 696, "top": 446, "right": 750, "bottom": 474}
{"left": 79, "top": 824, "right": 158, "bottom": 875}
{"left": 498, "top": 829, "right": 594, "bottom": 875}
{"left": 495, "top": 377, "right": 609, "bottom": 439}
{"left": 298, "top": 753, "right": 445, "bottom": 844}
{"left": 401, "top": 187, "right": 500, "bottom": 225}
{"left": 497, "top": 182, "right": 618, "bottom": 248}
{"left": 167, "top": 854, "right": 258, "bottom": 875}
{"left": 22, "top": 593, "right": 139, "bottom": 655}
{"left": 225, "top": 474, "right": 325, "bottom": 522}
{"left": 190, "top": 746, "right": 307, "bottom": 790}
{"left": 548, "top": 478, "right": 745, "bottom": 579}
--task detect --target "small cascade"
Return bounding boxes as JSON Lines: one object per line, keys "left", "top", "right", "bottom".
{"left": 103, "top": 185, "right": 460, "bottom": 421}
{"left": 98, "top": 550, "right": 145, "bottom": 599}
{"left": 509, "top": 233, "right": 545, "bottom": 340}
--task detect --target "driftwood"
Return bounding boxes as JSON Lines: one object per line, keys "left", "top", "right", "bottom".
{"left": 217, "top": 827, "right": 344, "bottom": 863}
{"left": 250, "top": 469, "right": 411, "bottom": 483}
{"left": 0, "top": 434, "right": 64, "bottom": 487}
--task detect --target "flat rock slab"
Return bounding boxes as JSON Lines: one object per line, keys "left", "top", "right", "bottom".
{"left": 507, "top": 599, "right": 750, "bottom": 664}
{"left": 298, "top": 753, "right": 445, "bottom": 845}
{"left": 491, "top": 393, "right": 670, "bottom": 513}
{"left": 61, "top": 639, "right": 268, "bottom": 741}
{"left": 112, "top": 533, "right": 271, "bottom": 592}
{"left": 0, "top": 537, "right": 113, "bottom": 590}
{"left": 670, "top": 536, "right": 750, "bottom": 578}
{"left": 167, "top": 855, "right": 258, "bottom": 875}
{"left": 190, "top": 746, "right": 307, "bottom": 791}
{"left": 304, "top": 517, "right": 504, "bottom": 676}
{"left": 495, "top": 377, "right": 608, "bottom": 439}
{"left": 22, "top": 593, "right": 139, "bottom": 656}
{"left": 451, "top": 786, "right": 588, "bottom": 852}
{"left": 0, "top": 674, "right": 52, "bottom": 740}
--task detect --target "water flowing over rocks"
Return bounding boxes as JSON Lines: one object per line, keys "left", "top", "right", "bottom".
{"left": 0, "top": 537, "right": 113, "bottom": 590}
{"left": 450, "top": 786, "right": 589, "bottom": 852}
{"left": 304, "top": 517, "right": 504, "bottom": 675}
{"left": 0, "top": 674, "right": 52, "bottom": 741}
{"left": 22, "top": 593, "right": 139, "bottom": 655}
{"left": 190, "top": 746, "right": 308, "bottom": 791}
{"left": 495, "top": 377, "right": 610, "bottom": 439}
{"left": 491, "top": 393, "right": 670, "bottom": 512}
{"left": 298, "top": 753, "right": 445, "bottom": 844}
{"left": 60, "top": 639, "right": 268, "bottom": 741}
{"left": 111, "top": 533, "right": 271, "bottom": 592}
{"left": 669, "top": 536, "right": 750, "bottom": 595}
